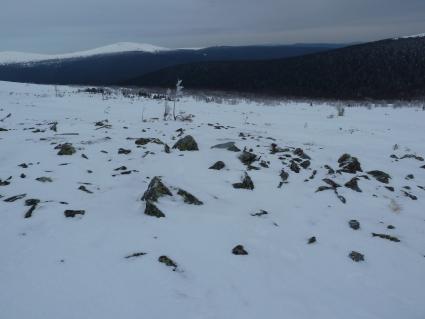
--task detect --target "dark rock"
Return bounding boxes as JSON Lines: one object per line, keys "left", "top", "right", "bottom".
{"left": 349, "top": 220, "right": 360, "bottom": 230}
{"left": 251, "top": 210, "right": 268, "bottom": 217}
{"left": 141, "top": 177, "right": 172, "bottom": 202}
{"left": 367, "top": 170, "right": 391, "bottom": 184}
{"left": 293, "top": 148, "right": 311, "bottom": 160}
{"left": 25, "top": 198, "right": 40, "bottom": 206}
{"left": 158, "top": 255, "right": 178, "bottom": 270}
{"left": 232, "top": 245, "right": 248, "bottom": 255}
{"left": 238, "top": 151, "right": 258, "bottom": 166}
{"left": 372, "top": 233, "right": 400, "bottom": 242}
{"left": 211, "top": 142, "right": 241, "bottom": 152}
{"left": 20, "top": 174, "right": 26, "bottom": 178}
{"left": 315, "top": 186, "right": 334, "bottom": 192}
{"left": 177, "top": 189, "right": 203, "bottom": 205}
{"left": 164, "top": 144, "right": 171, "bottom": 153}
{"left": 260, "top": 160, "right": 269, "bottom": 168}
{"left": 385, "top": 186, "right": 395, "bottom": 192}
{"left": 64, "top": 210, "right": 85, "bottom": 218}
{"left": 323, "top": 178, "right": 341, "bottom": 189}
{"left": 337, "top": 193, "right": 346, "bottom": 204}
{"left": 125, "top": 252, "right": 146, "bottom": 259}
{"left": 324, "top": 165, "right": 335, "bottom": 174}
{"left": 135, "top": 138, "right": 153, "bottom": 145}
{"left": 400, "top": 154, "right": 424, "bottom": 161}
{"left": 405, "top": 174, "right": 414, "bottom": 180}
{"left": 290, "top": 161, "right": 300, "bottom": 173}
{"left": 24, "top": 204, "right": 37, "bottom": 219}
{"left": 36, "top": 177, "right": 53, "bottom": 183}
{"left": 118, "top": 148, "right": 131, "bottom": 154}
{"left": 338, "top": 154, "right": 362, "bottom": 174}
{"left": 308, "top": 236, "right": 317, "bottom": 244}
{"left": 0, "top": 127, "right": 8, "bottom": 131}
{"left": 349, "top": 251, "right": 365, "bottom": 262}
{"left": 345, "top": 177, "right": 362, "bottom": 192}
{"left": 4, "top": 194, "right": 26, "bottom": 202}
{"left": 172, "top": 135, "right": 199, "bottom": 151}
{"left": 300, "top": 160, "right": 311, "bottom": 169}
{"left": 81, "top": 153, "right": 88, "bottom": 159}
{"left": 57, "top": 143, "right": 76, "bottom": 155}
{"left": 402, "top": 190, "right": 417, "bottom": 200}
{"left": 144, "top": 201, "right": 165, "bottom": 218}
{"left": 233, "top": 172, "right": 254, "bottom": 190}
{"left": 280, "top": 169, "right": 289, "bottom": 182}
{"left": 209, "top": 161, "right": 225, "bottom": 170}
{"left": 78, "top": 185, "right": 93, "bottom": 194}
{"left": 18, "top": 163, "right": 28, "bottom": 168}
{"left": 387, "top": 225, "right": 395, "bottom": 229}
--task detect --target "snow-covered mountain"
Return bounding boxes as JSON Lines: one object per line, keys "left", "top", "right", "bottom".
{"left": 0, "top": 42, "right": 169, "bottom": 65}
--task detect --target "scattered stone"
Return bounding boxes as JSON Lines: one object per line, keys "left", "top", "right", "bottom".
{"left": 18, "top": 163, "right": 28, "bottom": 168}
{"left": 238, "top": 150, "right": 258, "bottom": 166}
{"left": 20, "top": 174, "right": 26, "bottom": 178}
{"left": 338, "top": 154, "right": 362, "bottom": 174}
{"left": 233, "top": 172, "right": 254, "bottom": 190}
{"left": 387, "top": 225, "right": 395, "bottom": 230}
{"left": 324, "top": 165, "right": 335, "bottom": 174}
{"left": 315, "top": 186, "right": 334, "bottom": 192}
{"left": 372, "top": 233, "right": 400, "bottom": 242}
{"left": 64, "top": 210, "right": 85, "bottom": 218}
{"left": 308, "top": 236, "right": 317, "bottom": 244}
{"left": 114, "top": 166, "right": 127, "bottom": 171}
{"left": 345, "top": 177, "right": 362, "bottom": 192}
{"left": 172, "top": 135, "right": 199, "bottom": 151}
{"left": 141, "top": 177, "right": 172, "bottom": 202}
{"left": 337, "top": 193, "right": 346, "bottom": 204}
{"left": 290, "top": 161, "right": 300, "bottom": 173}
{"left": 78, "top": 185, "right": 93, "bottom": 194}
{"left": 322, "top": 178, "right": 341, "bottom": 189}
{"left": 164, "top": 144, "right": 171, "bottom": 153}
{"left": 81, "top": 153, "right": 88, "bottom": 159}
{"left": 57, "top": 143, "right": 76, "bottom": 155}
{"left": 402, "top": 190, "right": 417, "bottom": 200}
{"left": 209, "top": 161, "right": 225, "bottom": 170}
{"left": 4, "top": 194, "right": 26, "bottom": 202}
{"left": 300, "top": 160, "right": 311, "bottom": 169}
{"left": 118, "top": 148, "right": 131, "bottom": 154}
{"left": 24, "top": 204, "right": 38, "bottom": 219}
{"left": 211, "top": 142, "right": 241, "bottom": 152}
{"left": 125, "top": 252, "right": 147, "bottom": 259}
{"left": 135, "top": 138, "right": 153, "bottom": 145}
{"left": 177, "top": 189, "right": 203, "bottom": 205}
{"left": 349, "top": 220, "right": 360, "bottom": 230}
{"left": 349, "top": 251, "right": 365, "bottom": 262}
{"left": 251, "top": 210, "right": 268, "bottom": 217}
{"left": 36, "top": 177, "right": 53, "bottom": 183}
{"left": 400, "top": 154, "right": 424, "bottom": 161}
{"left": 367, "top": 170, "right": 391, "bottom": 184}
{"left": 260, "top": 160, "right": 269, "bottom": 168}
{"left": 232, "top": 245, "right": 248, "bottom": 255}
{"left": 158, "top": 255, "right": 178, "bottom": 270}
{"left": 0, "top": 127, "right": 8, "bottom": 131}
{"left": 405, "top": 174, "right": 414, "bottom": 180}
{"left": 25, "top": 198, "right": 40, "bottom": 206}
{"left": 385, "top": 186, "right": 395, "bottom": 192}
{"left": 0, "top": 178, "right": 10, "bottom": 186}
{"left": 293, "top": 148, "right": 311, "bottom": 160}
{"left": 144, "top": 201, "right": 165, "bottom": 218}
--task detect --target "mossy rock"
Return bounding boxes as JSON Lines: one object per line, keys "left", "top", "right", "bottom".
{"left": 144, "top": 201, "right": 165, "bottom": 218}
{"left": 172, "top": 135, "right": 199, "bottom": 151}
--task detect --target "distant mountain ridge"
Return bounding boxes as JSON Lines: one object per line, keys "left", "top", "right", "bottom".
{"left": 123, "top": 36, "right": 425, "bottom": 100}
{"left": 0, "top": 43, "right": 345, "bottom": 85}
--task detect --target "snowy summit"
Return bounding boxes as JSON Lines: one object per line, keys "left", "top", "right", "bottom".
{"left": 0, "top": 42, "right": 169, "bottom": 65}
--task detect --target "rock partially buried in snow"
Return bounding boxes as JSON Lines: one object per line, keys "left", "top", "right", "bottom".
{"left": 64, "top": 210, "right": 85, "bottom": 218}
{"left": 144, "top": 201, "right": 165, "bottom": 218}
{"left": 158, "top": 255, "right": 178, "bottom": 270}
{"left": 209, "top": 161, "right": 225, "bottom": 170}
{"left": 233, "top": 172, "right": 254, "bottom": 190}
{"left": 367, "top": 170, "right": 391, "bottom": 184}
{"left": 36, "top": 176, "right": 53, "bottom": 183}
{"left": 177, "top": 189, "right": 203, "bottom": 205}
{"left": 57, "top": 143, "right": 76, "bottom": 155}
{"left": 338, "top": 154, "right": 362, "bottom": 174}
{"left": 349, "top": 220, "right": 360, "bottom": 230}
{"left": 172, "top": 135, "right": 199, "bottom": 151}
{"left": 349, "top": 251, "right": 364, "bottom": 262}
{"left": 211, "top": 142, "right": 241, "bottom": 152}
{"left": 345, "top": 177, "right": 362, "bottom": 192}
{"left": 238, "top": 150, "right": 258, "bottom": 166}
{"left": 232, "top": 245, "right": 248, "bottom": 255}
{"left": 142, "top": 177, "right": 172, "bottom": 202}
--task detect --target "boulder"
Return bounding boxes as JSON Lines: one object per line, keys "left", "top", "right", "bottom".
{"left": 172, "top": 135, "right": 199, "bottom": 151}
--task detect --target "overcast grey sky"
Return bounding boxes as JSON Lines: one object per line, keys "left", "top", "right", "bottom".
{"left": 1, "top": 0, "right": 424, "bottom": 53}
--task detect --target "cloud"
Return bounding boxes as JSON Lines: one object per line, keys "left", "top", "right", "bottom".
{"left": 1, "top": 0, "right": 424, "bottom": 52}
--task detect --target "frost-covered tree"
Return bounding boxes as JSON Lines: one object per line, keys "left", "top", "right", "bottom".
{"left": 164, "top": 89, "right": 172, "bottom": 121}
{"left": 173, "top": 79, "right": 183, "bottom": 120}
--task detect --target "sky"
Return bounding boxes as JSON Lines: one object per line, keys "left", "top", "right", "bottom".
{"left": 1, "top": 0, "right": 425, "bottom": 53}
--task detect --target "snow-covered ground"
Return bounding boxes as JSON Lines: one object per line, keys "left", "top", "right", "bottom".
{"left": 0, "top": 81, "right": 424, "bottom": 319}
